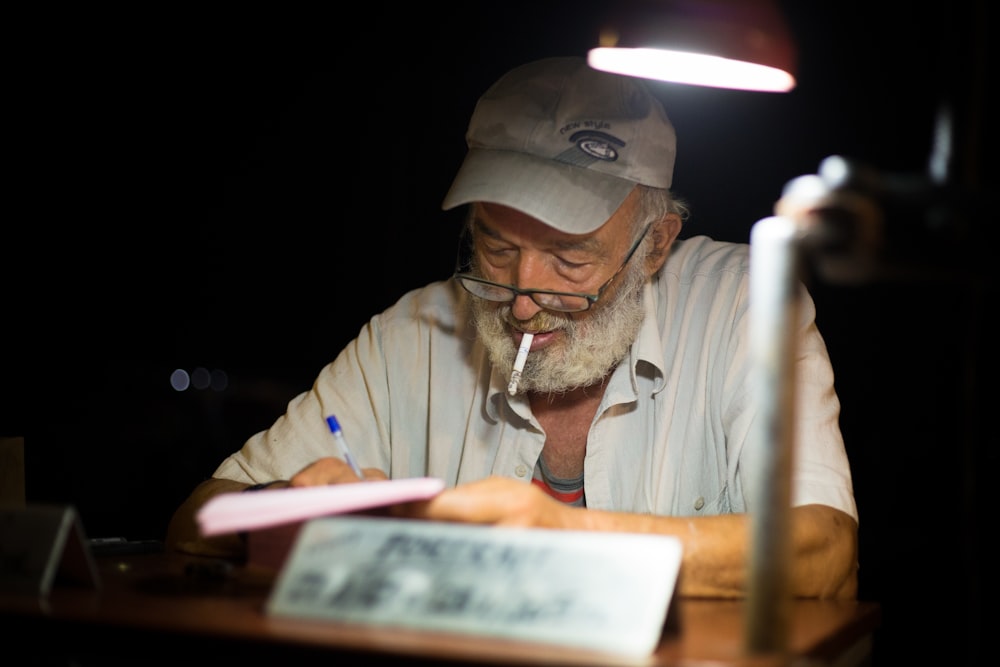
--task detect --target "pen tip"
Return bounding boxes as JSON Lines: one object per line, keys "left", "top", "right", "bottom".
{"left": 326, "top": 415, "right": 340, "bottom": 431}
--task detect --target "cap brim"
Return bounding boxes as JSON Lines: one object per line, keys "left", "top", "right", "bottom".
{"left": 441, "top": 149, "right": 637, "bottom": 234}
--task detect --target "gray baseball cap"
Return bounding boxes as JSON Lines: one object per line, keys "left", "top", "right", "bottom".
{"left": 442, "top": 57, "right": 676, "bottom": 234}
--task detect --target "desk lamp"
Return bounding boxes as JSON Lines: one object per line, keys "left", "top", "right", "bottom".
{"left": 587, "top": 0, "right": 848, "bottom": 658}
{"left": 589, "top": 0, "right": 985, "bottom": 659}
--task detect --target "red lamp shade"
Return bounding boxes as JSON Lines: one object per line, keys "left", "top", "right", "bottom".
{"left": 588, "top": 0, "right": 797, "bottom": 92}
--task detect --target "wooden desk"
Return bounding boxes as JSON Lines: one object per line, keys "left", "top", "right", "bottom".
{"left": 0, "top": 551, "right": 880, "bottom": 666}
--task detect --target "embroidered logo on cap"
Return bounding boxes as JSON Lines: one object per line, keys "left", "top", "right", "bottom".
{"left": 572, "top": 130, "right": 624, "bottom": 161}
{"left": 553, "top": 130, "right": 626, "bottom": 169}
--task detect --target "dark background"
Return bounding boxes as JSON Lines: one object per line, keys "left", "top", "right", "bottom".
{"left": 2, "top": 1, "right": 994, "bottom": 664}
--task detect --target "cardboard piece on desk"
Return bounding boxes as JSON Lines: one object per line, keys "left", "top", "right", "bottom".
{"left": 267, "top": 516, "right": 683, "bottom": 658}
{"left": 0, "top": 504, "right": 101, "bottom": 596}
{"left": 196, "top": 477, "right": 446, "bottom": 536}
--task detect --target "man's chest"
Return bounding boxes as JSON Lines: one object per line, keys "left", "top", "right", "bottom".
{"left": 533, "top": 393, "right": 602, "bottom": 479}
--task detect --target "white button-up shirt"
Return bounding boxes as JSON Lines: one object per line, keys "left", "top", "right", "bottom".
{"left": 215, "top": 235, "right": 857, "bottom": 522}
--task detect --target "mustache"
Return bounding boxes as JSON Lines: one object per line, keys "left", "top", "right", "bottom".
{"left": 504, "top": 310, "right": 569, "bottom": 334}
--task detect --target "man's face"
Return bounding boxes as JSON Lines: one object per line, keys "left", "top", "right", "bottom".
{"left": 467, "top": 193, "right": 649, "bottom": 395}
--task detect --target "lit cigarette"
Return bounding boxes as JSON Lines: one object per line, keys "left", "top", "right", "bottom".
{"left": 507, "top": 333, "right": 534, "bottom": 396}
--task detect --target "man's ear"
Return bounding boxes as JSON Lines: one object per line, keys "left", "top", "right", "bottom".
{"left": 644, "top": 212, "right": 683, "bottom": 275}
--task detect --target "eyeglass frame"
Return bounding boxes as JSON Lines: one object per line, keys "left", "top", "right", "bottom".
{"left": 452, "top": 222, "right": 652, "bottom": 313}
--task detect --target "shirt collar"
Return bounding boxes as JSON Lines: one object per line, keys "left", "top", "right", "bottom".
{"left": 605, "top": 281, "right": 667, "bottom": 403}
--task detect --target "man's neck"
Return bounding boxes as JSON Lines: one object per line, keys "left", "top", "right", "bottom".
{"left": 528, "top": 377, "right": 609, "bottom": 479}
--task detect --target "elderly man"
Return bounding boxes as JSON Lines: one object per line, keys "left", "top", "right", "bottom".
{"left": 168, "top": 57, "right": 858, "bottom": 599}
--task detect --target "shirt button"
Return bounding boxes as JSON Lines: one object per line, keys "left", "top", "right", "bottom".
{"left": 515, "top": 464, "right": 528, "bottom": 478}
{"left": 693, "top": 496, "right": 705, "bottom": 511}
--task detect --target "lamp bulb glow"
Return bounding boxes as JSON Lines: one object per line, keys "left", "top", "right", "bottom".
{"left": 588, "top": 47, "right": 796, "bottom": 93}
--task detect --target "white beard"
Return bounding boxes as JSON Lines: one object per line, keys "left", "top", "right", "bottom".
{"left": 470, "top": 259, "right": 647, "bottom": 395}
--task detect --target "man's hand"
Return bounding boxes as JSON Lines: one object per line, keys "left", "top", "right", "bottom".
{"left": 394, "top": 476, "right": 578, "bottom": 529}
{"left": 289, "top": 457, "right": 388, "bottom": 486}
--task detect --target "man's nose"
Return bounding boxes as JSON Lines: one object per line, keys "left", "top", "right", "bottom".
{"left": 510, "top": 255, "right": 547, "bottom": 320}
{"left": 511, "top": 293, "right": 543, "bottom": 320}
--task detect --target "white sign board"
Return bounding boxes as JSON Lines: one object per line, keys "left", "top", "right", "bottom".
{"left": 267, "top": 516, "right": 682, "bottom": 657}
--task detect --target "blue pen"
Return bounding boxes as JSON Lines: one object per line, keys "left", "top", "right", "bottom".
{"left": 325, "top": 415, "right": 366, "bottom": 479}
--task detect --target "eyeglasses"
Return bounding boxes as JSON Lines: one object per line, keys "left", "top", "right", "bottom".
{"left": 453, "top": 224, "right": 650, "bottom": 313}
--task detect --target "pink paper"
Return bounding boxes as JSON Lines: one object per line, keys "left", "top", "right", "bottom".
{"left": 197, "top": 477, "right": 446, "bottom": 536}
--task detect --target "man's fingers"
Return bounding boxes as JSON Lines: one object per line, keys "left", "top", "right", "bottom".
{"left": 290, "top": 457, "right": 369, "bottom": 486}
